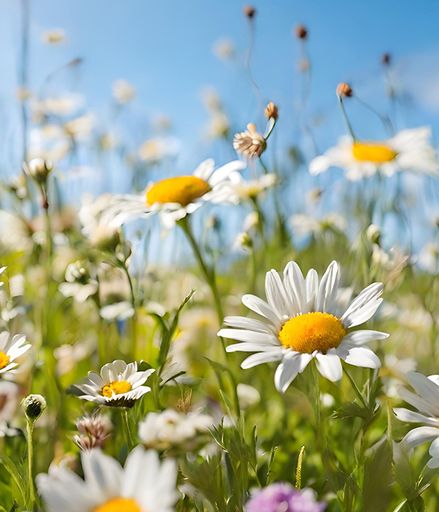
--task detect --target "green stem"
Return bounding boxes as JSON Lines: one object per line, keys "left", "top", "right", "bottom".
{"left": 343, "top": 366, "right": 367, "bottom": 409}
{"left": 121, "top": 261, "right": 138, "bottom": 359}
{"left": 122, "top": 408, "right": 134, "bottom": 450}
{"left": 26, "top": 420, "right": 35, "bottom": 507}
{"left": 338, "top": 97, "right": 356, "bottom": 140}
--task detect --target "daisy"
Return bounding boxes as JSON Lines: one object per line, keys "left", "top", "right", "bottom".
{"left": 84, "top": 159, "right": 245, "bottom": 230}
{"left": 394, "top": 371, "right": 439, "bottom": 469}
{"left": 75, "top": 360, "right": 154, "bottom": 407}
{"left": 138, "top": 408, "right": 213, "bottom": 451}
{"left": 310, "top": 127, "right": 439, "bottom": 180}
{"left": 218, "top": 260, "right": 388, "bottom": 392}
{"left": 36, "top": 446, "right": 178, "bottom": 512}
{"left": 0, "top": 331, "right": 31, "bottom": 375}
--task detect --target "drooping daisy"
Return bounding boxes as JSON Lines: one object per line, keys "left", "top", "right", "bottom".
{"left": 218, "top": 261, "right": 388, "bottom": 392}
{"left": 394, "top": 371, "right": 439, "bottom": 469}
{"left": 75, "top": 360, "right": 154, "bottom": 407}
{"left": 36, "top": 446, "right": 178, "bottom": 512}
{"left": 310, "top": 127, "right": 439, "bottom": 180}
{"left": 83, "top": 159, "right": 245, "bottom": 230}
{"left": 0, "top": 332, "right": 31, "bottom": 375}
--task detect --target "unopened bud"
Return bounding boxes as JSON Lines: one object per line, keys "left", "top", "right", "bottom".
{"left": 264, "top": 102, "right": 279, "bottom": 120}
{"left": 22, "top": 394, "right": 46, "bottom": 422}
{"left": 235, "top": 232, "right": 253, "bottom": 251}
{"left": 243, "top": 5, "right": 256, "bottom": 19}
{"left": 366, "top": 224, "right": 381, "bottom": 245}
{"left": 295, "top": 24, "right": 308, "bottom": 40}
{"left": 381, "top": 53, "right": 391, "bottom": 66}
{"left": 90, "top": 225, "right": 120, "bottom": 252}
{"left": 336, "top": 82, "right": 353, "bottom": 98}
{"left": 24, "top": 158, "right": 53, "bottom": 184}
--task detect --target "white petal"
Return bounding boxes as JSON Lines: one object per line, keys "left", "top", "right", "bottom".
{"left": 316, "top": 261, "right": 340, "bottom": 313}
{"left": 339, "top": 346, "right": 381, "bottom": 369}
{"left": 283, "top": 261, "right": 306, "bottom": 314}
{"left": 401, "top": 426, "right": 439, "bottom": 450}
{"left": 315, "top": 352, "right": 342, "bottom": 381}
{"left": 241, "top": 351, "right": 283, "bottom": 369}
{"left": 223, "top": 316, "right": 275, "bottom": 333}
{"left": 341, "top": 282, "right": 384, "bottom": 328}
{"left": 218, "top": 328, "right": 277, "bottom": 345}
{"left": 242, "top": 294, "right": 281, "bottom": 325}
{"left": 274, "top": 352, "right": 307, "bottom": 393}
{"left": 394, "top": 408, "right": 439, "bottom": 427}
{"left": 265, "top": 270, "right": 290, "bottom": 318}
{"left": 342, "top": 330, "right": 389, "bottom": 345}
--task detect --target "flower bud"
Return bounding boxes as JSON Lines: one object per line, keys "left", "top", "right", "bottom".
{"left": 24, "top": 158, "right": 53, "bottom": 184}
{"left": 243, "top": 5, "right": 256, "bottom": 19}
{"left": 382, "top": 52, "right": 392, "bottom": 66}
{"left": 264, "top": 102, "right": 278, "bottom": 121}
{"left": 22, "top": 394, "right": 46, "bottom": 422}
{"left": 295, "top": 24, "right": 308, "bottom": 40}
{"left": 336, "top": 82, "right": 353, "bottom": 98}
{"left": 366, "top": 224, "right": 381, "bottom": 245}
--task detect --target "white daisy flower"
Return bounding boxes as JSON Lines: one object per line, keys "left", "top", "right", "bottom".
{"left": 310, "top": 127, "right": 439, "bottom": 180}
{"left": 36, "top": 446, "right": 178, "bottom": 512}
{"left": 85, "top": 159, "right": 245, "bottom": 230}
{"left": 75, "top": 360, "right": 154, "bottom": 408}
{"left": 138, "top": 408, "right": 214, "bottom": 451}
{"left": 394, "top": 371, "right": 439, "bottom": 469}
{"left": 0, "top": 332, "right": 31, "bottom": 375}
{"left": 218, "top": 260, "right": 388, "bottom": 392}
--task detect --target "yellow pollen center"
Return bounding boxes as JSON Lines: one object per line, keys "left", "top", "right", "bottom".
{"left": 352, "top": 141, "right": 398, "bottom": 163}
{"left": 93, "top": 497, "right": 141, "bottom": 512}
{"left": 278, "top": 312, "right": 347, "bottom": 354}
{"left": 101, "top": 380, "right": 132, "bottom": 398}
{"left": 146, "top": 176, "right": 211, "bottom": 206}
{"left": 0, "top": 352, "right": 10, "bottom": 370}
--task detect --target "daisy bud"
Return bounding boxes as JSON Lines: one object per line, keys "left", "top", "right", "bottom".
{"left": 382, "top": 52, "right": 392, "bottom": 66}
{"left": 243, "top": 5, "right": 256, "bottom": 19}
{"left": 22, "top": 394, "right": 46, "bottom": 422}
{"left": 24, "top": 158, "right": 53, "bottom": 184}
{"left": 264, "top": 102, "right": 279, "bottom": 121}
{"left": 336, "top": 82, "right": 353, "bottom": 98}
{"left": 235, "top": 232, "right": 253, "bottom": 251}
{"left": 295, "top": 24, "right": 308, "bottom": 40}
{"left": 90, "top": 225, "right": 120, "bottom": 252}
{"left": 366, "top": 224, "right": 381, "bottom": 245}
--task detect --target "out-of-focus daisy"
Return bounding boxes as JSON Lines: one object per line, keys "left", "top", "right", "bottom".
{"left": 36, "top": 446, "right": 177, "bottom": 511}
{"left": 73, "top": 414, "right": 112, "bottom": 451}
{"left": 59, "top": 261, "right": 98, "bottom": 303}
{"left": 75, "top": 360, "right": 154, "bottom": 407}
{"left": 112, "top": 79, "right": 136, "bottom": 104}
{"left": 64, "top": 113, "right": 94, "bottom": 139}
{"left": 138, "top": 137, "right": 180, "bottom": 164}
{"left": 219, "top": 260, "right": 388, "bottom": 392}
{"left": 246, "top": 483, "right": 326, "bottom": 512}
{"left": 212, "top": 38, "right": 235, "bottom": 60}
{"left": 394, "top": 371, "right": 439, "bottom": 469}
{"left": 0, "top": 381, "right": 20, "bottom": 437}
{"left": 138, "top": 408, "right": 213, "bottom": 451}
{"left": 0, "top": 332, "right": 31, "bottom": 375}
{"left": 291, "top": 213, "right": 346, "bottom": 238}
{"left": 90, "top": 159, "right": 245, "bottom": 229}
{"left": 230, "top": 173, "right": 277, "bottom": 201}
{"left": 310, "top": 127, "right": 439, "bottom": 180}
{"left": 41, "top": 28, "right": 66, "bottom": 44}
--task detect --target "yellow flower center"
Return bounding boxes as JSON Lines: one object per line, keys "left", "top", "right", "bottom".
{"left": 101, "top": 380, "right": 132, "bottom": 398}
{"left": 146, "top": 176, "right": 211, "bottom": 206}
{"left": 278, "top": 312, "right": 347, "bottom": 353}
{"left": 352, "top": 141, "right": 397, "bottom": 163}
{"left": 0, "top": 352, "right": 10, "bottom": 370}
{"left": 93, "top": 497, "right": 141, "bottom": 512}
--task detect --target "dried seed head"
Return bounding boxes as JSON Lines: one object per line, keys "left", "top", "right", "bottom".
{"left": 295, "top": 24, "right": 308, "bottom": 40}
{"left": 264, "top": 102, "right": 279, "bottom": 121}
{"left": 243, "top": 5, "right": 256, "bottom": 19}
{"left": 22, "top": 394, "right": 46, "bottom": 422}
{"left": 74, "top": 414, "right": 112, "bottom": 451}
{"left": 336, "top": 82, "right": 353, "bottom": 98}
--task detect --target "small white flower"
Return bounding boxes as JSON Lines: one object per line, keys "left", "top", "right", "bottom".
{"left": 138, "top": 137, "right": 180, "bottom": 164}
{"left": 41, "top": 28, "right": 66, "bottom": 44}
{"left": 75, "top": 360, "right": 154, "bottom": 407}
{"left": 229, "top": 173, "right": 277, "bottom": 201}
{"left": 290, "top": 213, "right": 346, "bottom": 238}
{"left": 394, "top": 371, "right": 439, "bottom": 469}
{"left": 112, "top": 79, "right": 136, "bottom": 104}
{"left": 0, "top": 332, "right": 31, "bottom": 375}
{"left": 87, "top": 159, "right": 245, "bottom": 230}
{"left": 36, "top": 446, "right": 178, "bottom": 512}
{"left": 139, "top": 408, "right": 214, "bottom": 451}
{"left": 310, "top": 127, "right": 439, "bottom": 180}
{"left": 218, "top": 260, "right": 388, "bottom": 392}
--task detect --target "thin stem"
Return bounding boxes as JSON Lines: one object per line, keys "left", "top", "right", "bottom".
{"left": 122, "top": 408, "right": 134, "bottom": 450}
{"left": 343, "top": 366, "right": 367, "bottom": 408}
{"left": 338, "top": 97, "right": 356, "bottom": 140}
{"left": 120, "top": 261, "right": 138, "bottom": 359}
{"left": 26, "top": 420, "right": 35, "bottom": 507}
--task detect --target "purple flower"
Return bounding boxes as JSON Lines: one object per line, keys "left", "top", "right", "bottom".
{"left": 246, "top": 483, "right": 326, "bottom": 512}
